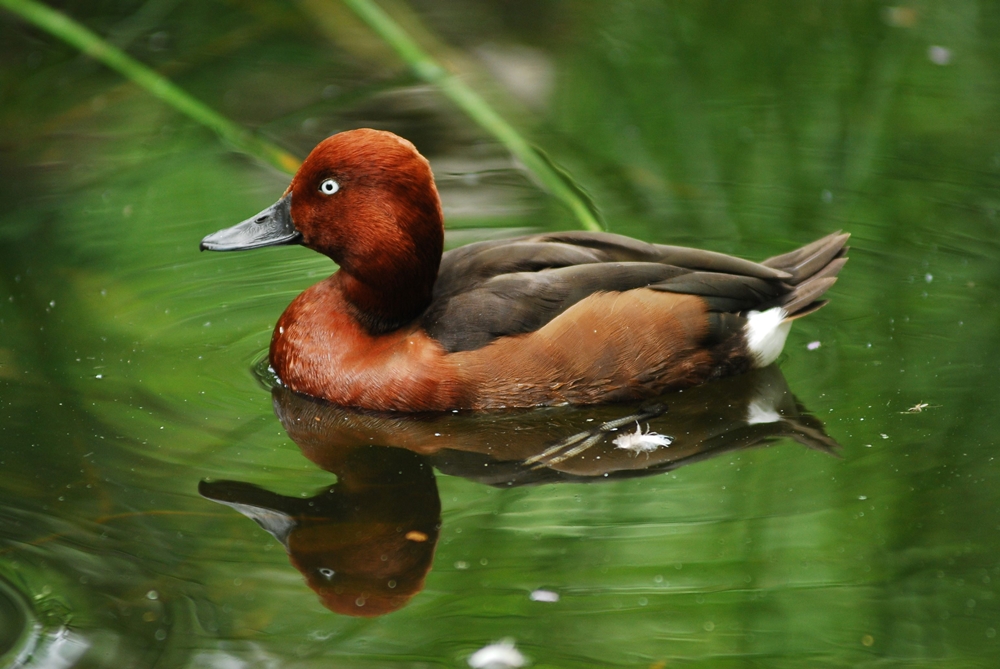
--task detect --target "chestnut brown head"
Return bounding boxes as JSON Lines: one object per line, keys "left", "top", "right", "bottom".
{"left": 287, "top": 129, "right": 443, "bottom": 272}
{"left": 201, "top": 128, "right": 446, "bottom": 331}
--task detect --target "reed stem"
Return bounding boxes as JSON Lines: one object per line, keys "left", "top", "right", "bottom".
{"left": 0, "top": 0, "right": 301, "bottom": 174}
{"left": 340, "top": 0, "right": 603, "bottom": 231}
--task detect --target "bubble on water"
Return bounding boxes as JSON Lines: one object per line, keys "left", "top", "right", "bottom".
{"left": 468, "top": 640, "right": 526, "bottom": 669}
{"left": 928, "top": 45, "right": 952, "bottom": 65}
{"left": 530, "top": 589, "right": 559, "bottom": 602}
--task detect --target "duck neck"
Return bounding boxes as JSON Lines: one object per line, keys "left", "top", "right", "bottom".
{"left": 335, "top": 230, "right": 442, "bottom": 336}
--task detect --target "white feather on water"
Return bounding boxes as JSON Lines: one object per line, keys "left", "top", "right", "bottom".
{"left": 613, "top": 422, "right": 673, "bottom": 453}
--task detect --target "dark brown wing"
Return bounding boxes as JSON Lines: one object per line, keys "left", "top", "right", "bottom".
{"left": 432, "top": 231, "right": 790, "bottom": 298}
{"left": 422, "top": 231, "right": 848, "bottom": 353}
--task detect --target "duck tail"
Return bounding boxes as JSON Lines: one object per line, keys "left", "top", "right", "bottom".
{"left": 761, "top": 231, "right": 849, "bottom": 319}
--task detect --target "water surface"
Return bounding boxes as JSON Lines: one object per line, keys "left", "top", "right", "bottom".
{"left": 1, "top": 2, "right": 999, "bottom": 667}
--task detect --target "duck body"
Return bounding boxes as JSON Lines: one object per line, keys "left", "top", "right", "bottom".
{"left": 202, "top": 129, "right": 848, "bottom": 412}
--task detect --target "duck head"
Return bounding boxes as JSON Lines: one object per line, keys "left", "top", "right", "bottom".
{"left": 201, "top": 128, "right": 445, "bottom": 331}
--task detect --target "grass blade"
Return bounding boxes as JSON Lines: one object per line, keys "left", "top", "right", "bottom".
{"left": 0, "top": 0, "right": 301, "bottom": 174}
{"left": 337, "top": 0, "right": 603, "bottom": 231}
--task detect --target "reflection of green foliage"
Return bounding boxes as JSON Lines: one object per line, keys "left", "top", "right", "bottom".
{"left": 339, "top": 0, "right": 602, "bottom": 230}
{"left": 2, "top": 0, "right": 602, "bottom": 229}
{"left": 1, "top": 1, "right": 999, "bottom": 666}
{"left": 0, "top": 0, "right": 301, "bottom": 174}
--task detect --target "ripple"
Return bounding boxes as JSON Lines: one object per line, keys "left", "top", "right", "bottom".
{"left": 0, "top": 573, "right": 38, "bottom": 666}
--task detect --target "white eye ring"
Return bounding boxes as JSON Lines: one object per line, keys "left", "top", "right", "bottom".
{"left": 319, "top": 178, "right": 339, "bottom": 195}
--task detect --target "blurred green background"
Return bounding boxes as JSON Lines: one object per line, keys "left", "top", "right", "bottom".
{"left": 1, "top": 1, "right": 999, "bottom": 667}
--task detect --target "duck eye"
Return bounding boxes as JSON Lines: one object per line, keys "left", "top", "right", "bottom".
{"left": 319, "top": 178, "right": 339, "bottom": 195}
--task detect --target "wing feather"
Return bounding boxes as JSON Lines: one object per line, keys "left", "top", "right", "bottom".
{"left": 423, "top": 231, "right": 846, "bottom": 353}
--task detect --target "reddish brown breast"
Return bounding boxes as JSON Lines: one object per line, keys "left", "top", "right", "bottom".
{"left": 270, "top": 276, "right": 466, "bottom": 411}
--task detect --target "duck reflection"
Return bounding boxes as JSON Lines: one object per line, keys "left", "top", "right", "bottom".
{"left": 200, "top": 365, "right": 838, "bottom": 616}
{"left": 200, "top": 445, "right": 439, "bottom": 617}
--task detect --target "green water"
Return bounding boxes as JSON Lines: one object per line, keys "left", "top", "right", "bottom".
{"left": 2, "top": 1, "right": 999, "bottom": 667}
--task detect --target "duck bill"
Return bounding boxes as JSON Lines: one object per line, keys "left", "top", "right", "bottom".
{"left": 200, "top": 194, "right": 301, "bottom": 251}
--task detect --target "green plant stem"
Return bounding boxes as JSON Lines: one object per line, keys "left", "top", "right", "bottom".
{"left": 0, "top": 0, "right": 301, "bottom": 174}
{"left": 340, "top": 0, "right": 603, "bottom": 231}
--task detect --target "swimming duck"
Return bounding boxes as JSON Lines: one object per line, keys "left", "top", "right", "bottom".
{"left": 201, "top": 129, "right": 847, "bottom": 412}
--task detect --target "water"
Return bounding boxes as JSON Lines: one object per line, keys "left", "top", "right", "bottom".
{"left": 2, "top": 1, "right": 999, "bottom": 666}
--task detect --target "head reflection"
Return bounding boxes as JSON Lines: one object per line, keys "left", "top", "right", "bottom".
{"left": 200, "top": 445, "right": 439, "bottom": 617}
{"left": 201, "top": 365, "right": 838, "bottom": 617}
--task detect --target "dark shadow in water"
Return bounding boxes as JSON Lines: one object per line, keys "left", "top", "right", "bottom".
{"left": 200, "top": 365, "right": 839, "bottom": 617}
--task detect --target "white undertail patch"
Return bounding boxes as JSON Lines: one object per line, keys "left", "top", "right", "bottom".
{"left": 744, "top": 307, "right": 792, "bottom": 367}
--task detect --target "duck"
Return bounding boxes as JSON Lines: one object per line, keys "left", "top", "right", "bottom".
{"left": 201, "top": 128, "right": 848, "bottom": 412}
